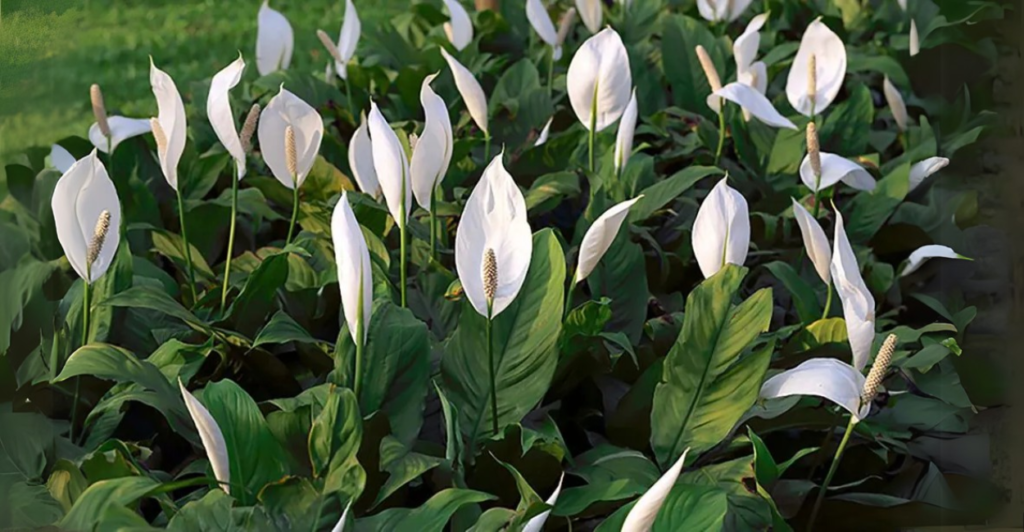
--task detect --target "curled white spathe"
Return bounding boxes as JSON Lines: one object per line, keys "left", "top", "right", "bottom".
{"left": 621, "top": 448, "right": 690, "bottom": 531}
{"left": 522, "top": 473, "right": 564, "bottom": 532}
{"left": 50, "top": 144, "right": 76, "bottom": 174}
{"left": 615, "top": 89, "right": 639, "bottom": 172}
{"left": 151, "top": 60, "right": 188, "bottom": 191}
{"left": 759, "top": 358, "right": 870, "bottom": 422}
{"left": 800, "top": 153, "right": 875, "bottom": 193}
{"left": 535, "top": 116, "right": 554, "bottom": 147}
{"left": 331, "top": 500, "right": 353, "bottom": 532}
{"left": 443, "top": 0, "right": 473, "bottom": 51}
{"left": 367, "top": 101, "right": 412, "bottom": 229}
{"left": 179, "top": 379, "right": 231, "bottom": 493}
{"left": 734, "top": 14, "right": 768, "bottom": 81}
{"left": 349, "top": 113, "right": 381, "bottom": 199}
{"left": 831, "top": 207, "right": 875, "bottom": 372}
{"left": 900, "top": 244, "right": 970, "bottom": 277}
{"left": 258, "top": 86, "right": 324, "bottom": 190}
{"left": 410, "top": 74, "right": 454, "bottom": 211}
{"left": 208, "top": 55, "right": 247, "bottom": 180}
{"left": 910, "top": 19, "right": 920, "bottom": 57}
{"left": 575, "top": 196, "right": 643, "bottom": 284}
{"left": 89, "top": 117, "right": 152, "bottom": 154}
{"left": 52, "top": 151, "right": 122, "bottom": 283}
{"left": 791, "top": 198, "right": 831, "bottom": 285}
{"left": 883, "top": 76, "right": 909, "bottom": 132}
{"left": 708, "top": 83, "right": 797, "bottom": 130}
{"left": 693, "top": 178, "right": 750, "bottom": 279}
{"left": 786, "top": 18, "right": 847, "bottom": 117}
{"left": 697, "top": 0, "right": 753, "bottom": 23}
{"left": 526, "top": 0, "right": 559, "bottom": 58}
{"left": 332, "top": 192, "right": 373, "bottom": 345}
{"left": 334, "top": 0, "right": 361, "bottom": 79}
{"left": 908, "top": 156, "right": 949, "bottom": 192}
{"left": 567, "top": 28, "right": 632, "bottom": 132}
{"left": 256, "top": 1, "right": 294, "bottom": 76}
{"left": 440, "top": 47, "right": 489, "bottom": 135}
{"left": 455, "top": 154, "right": 533, "bottom": 319}
{"left": 576, "top": 0, "right": 602, "bottom": 34}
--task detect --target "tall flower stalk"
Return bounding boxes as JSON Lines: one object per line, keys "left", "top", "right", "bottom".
{"left": 332, "top": 192, "right": 373, "bottom": 397}
{"left": 483, "top": 248, "right": 499, "bottom": 435}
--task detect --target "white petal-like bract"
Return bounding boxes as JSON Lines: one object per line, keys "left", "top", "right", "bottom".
{"left": 443, "top": 0, "right": 473, "bottom": 51}
{"left": 336, "top": 0, "right": 361, "bottom": 78}
{"left": 179, "top": 381, "right": 231, "bottom": 493}
{"left": 256, "top": 1, "right": 294, "bottom": 76}
{"left": 332, "top": 192, "right": 373, "bottom": 345}
{"left": 52, "top": 151, "right": 122, "bottom": 283}
{"left": 709, "top": 82, "right": 797, "bottom": 130}
{"left": 910, "top": 19, "right": 920, "bottom": 57}
{"left": 615, "top": 89, "right": 639, "bottom": 172}
{"left": 791, "top": 198, "right": 831, "bottom": 285}
{"left": 522, "top": 473, "right": 564, "bottom": 532}
{"left": 734, "top": 14, "right": 768, "bottom": 79}
{"left": 575, "top": 196, "right": 642, "bottom": 284}
{"left": 900, "top": 244, "right": 969, "bottom": 277}
{"left": 89, "top": 116, "right": 152, "bottom": 154}
{"left": 527, "top": 0, "right": 558, "bottom": 49}
{"left": 411, "top": 74, "right": 454, "bottom": 210}
{"left": 908, "top": 156, "right": 949, "bottom": 192}
{"left": 258, "top": 86, "right": 324, "bottom": 190}
{"left": 800, "top": 152, "right": 875, "bottom": 192}
{"left": 697, "top": 0, "right": 754, "bottom": 23}
{"left": 831, "top": 207, "right": 876, "bottom": 371}
{"left": 693, "top": 178, "right": 750, "bottom": 279}
{"left": 786, "top": 18, "right": 847, "bottom": 117}
{"left": 567, "top": 28, "right": 632, "bottom": 132}
{"left": 535, "top": 116, "right": 554, "bottom": 147}
{"left": 760, "top": 358, "right": 870, "bottom": 421}
{"left": 207, "top": 55, "right": 247, "bottom": 179}
{"left": 883, "top": 76, "right": 908, "bottom": 132}
{"left": 150, "top": 60, "right": 188, "bottom": 191}
{"left": 50, "top": 144, "right": 76, "bottom": 174}
{"left": 440, "top": 47, "right": 489, "bottom": 134}
{"left": 576, "top": 0, "right": 602, "bottom": 34}
{"left": 368, "top": 102, "right": 412, "bottom": 228}
{"left": 621, "top": 448, "right": 690, "bottom": 531}
{"left": 348, "top": 113, "right": 381, "bottom": 199}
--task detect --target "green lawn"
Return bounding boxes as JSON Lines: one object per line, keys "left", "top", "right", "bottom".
{"left": 0, "top": 0, "right": 402, "bottom": 157}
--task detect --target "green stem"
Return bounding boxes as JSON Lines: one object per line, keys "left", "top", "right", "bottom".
{"left": 484, "top": 131, "right": 491, "bottom": 164}
{"left": 821, "top": 282, "right": 834, "bottom": 321}
{"left": 176, "top": 187, "right": 198, "bottom": 304}
{"left": 345, "top": 75, "right": 354, "bottom": 118}
{"left": 72, "top": 279, "right": 91, "bottom": 443}
{"left": 354, "top": 272, "right": 365, "bottom": 398}
{"left": 547, "top": 46, "right": 555, "bottom": 97}
{"left": 808, "top": 416, "right": 857, "bottom": 531}
{"left": 812, "top": 173, "right": 823, "bottom": 219}
{"left": 563, "top": 269, "right": 576, "bottom": 318}
{"left": 310, "top": 494, "right": 325, "bottom": 532}
{"left": 399, "top": 216, "right": 407, "bottom": 308}
{"left": 221, "top": 165, "right": 239, "bottom": 313}
{"left": 714, "top": 106, "right": 726, "bottom": 166}
{"left": 430, "top": 186, "right": 438, "bottom": 261}
{"left": 106, "top": 134, "right": 114, "bottom": 178}
{"left": 486, "top": 309, "right": 498, "bottom": 437}
{"left": 286, "top": 176, "right": 300, "bottom": 246}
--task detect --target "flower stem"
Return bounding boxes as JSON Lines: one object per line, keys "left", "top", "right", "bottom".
{"left": 286, "top": 176, "right": 300, "bottom": 246}
{"left": 714, "top": 107, "right": 726, "bottom": 166}
{"left": 807, "top": 416, "right": 857, "bottom": 531}
{"left": 563, "top": 269, "right": 576, "bottom": 318}
{"left": 399, "top": 217, "right": 407, "bottom": 308}
{"left": 72, "top": 279, "right": 91, "bottom": 443}
{"left": 176, "top": 187, "right": 198, "bottom": 304}
{"left": 430, "top": 187, "right": 438, "bottom": 261}
{"left": 547, "top": 46, "right": 555, "bottom": 97}
{"left": 821, "top": 282, "right": 834, "bottom": 321}
{"left": 484, "top": 131, "right": 492, "bottom": 164}
{"left": 106, "top": 135, "right": 114, "bottom": 178}
{"left": 221, "top": 165, "right": 239, "bottom": 313}
{"left": 486, "top": 310, "right": 498, "bottom": 437}
{"left": 345, "top": 75, "right": 354, "bottom": 119}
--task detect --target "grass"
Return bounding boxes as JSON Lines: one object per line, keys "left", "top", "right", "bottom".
{"left": 0, "top": 0, "right": 403, "bottom": 157}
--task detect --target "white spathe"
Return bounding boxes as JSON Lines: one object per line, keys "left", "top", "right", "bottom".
{"left": 50, "top": 144, "right": 76, "bottom": 174}
{"left": 910, "top": 19, "right": 920, "bottom": 57}
{"left": 908, "top": 156, "right": 950, "bottom": 192}
{"left": 522, "top": 473, "right": 564, "bottom": 532}
{"left": 800, "top": 152, "right": 875, "bottom": 193}
{"left": 567, "top": 28, "right": 632, "bottom": 132}
{"left": 831, "top": 207, "right": 875, "bottom": 371}
{"left": 331, "top": 501, "right": 352, "bottom": 532}
{"left": 256, "top": 1, "right": 294, "bottom": 76}
{"left": 334, "top": 0, "right": 361, "bottom": 79}
{"left": 535, "top": 116, "right": 554, "bottom": 147}
{"left": 708, "top": 83, "right": 797, "bottom": 130}
{"left": 179, "top": 380, "right": 232, "bottom": 493}
{"left": 575, "top": 196, "right": 643, "bottom": 284}
{"left": 693, "top": 178, "right": 750, "bottom": 279}
{"left": 258, "top": 86, "right": 324, "bottom": 190}
{"left": 734, "top": 14, "right": 768, "bottom": 81}
{"left": 526, "top": 0, "right": 560, "bottom": 59}
{"left": 443, "top": 0, "right": 473, "bottom": 51}
{"left": 576, "top": 0, "right": 602, "bottom": 34}
{"left": 615, "top": 89, "right": 639, "bottom": 172}
{"left": 455, "top": 154, "right": 533, "bottom": 319}
{"left": 89, "top": 117, "right": 152, "bottom": 154}
{"left": 367, "top": 102, "right": 412, "bottom": 229}
{"left": 883, "top": 76, "right": 909, "bottom": 132}
{"left": 150, "top": 60, "right": 188, "bottom": 191}
{"left": 900, "top": 244, "right": 970, "bottom": 277}
{"left": 332, "top": 192, "right": 373, "bottom": 345}
{"left": 52, "top": 151, "right": 122, "bottom": 283}
{"left": 759, "top": 358, "right": 870, "bottom": 421}
{"left": 440, "top": 47, "right": 489, "bottom": 135}
{"left": 697, "top": 0, "right": 754, "bottom": 23}
{"left": 621, "top": 448, "right": 690, "bottom": 531}
{"left": 348, "top": 113, "right": 381, "bottom": 199}
{"left": 786, "top": 18, "right": 847, "bottom": 117}
{"left": 207, "top": 55, "right": 247, "bottom": 179}
{"left": 410, "top": 74, "right": 454, "bottom": 211}
{"left": 791, "top": 198, "right": 831, "bottom": 285}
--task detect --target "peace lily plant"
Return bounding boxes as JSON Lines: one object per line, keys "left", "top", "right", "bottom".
{"left": 256, "top": 0, "right": 294, "bottom": 76}
{"left": 410, "top": 73, "right": 454, "bottom": 260}
{"left": 368, "top": 101, "right": 412, "bottom": 306}
{"left": 567, "top": 27, "right": 631, "bottom": 173}
{"left": 332, "top": 192, "right": 373, "bottom": 395}
{"left": 440, "top": 47, "right": 491, "bottom": 159}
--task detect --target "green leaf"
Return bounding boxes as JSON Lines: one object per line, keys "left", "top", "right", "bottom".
{"left": 226, "top": 251, "right": 289, "bottom": 338}
{"left": 628, "top": 166, "right": 722, "bottom": 222}
{"left": 767, "top": 126, "right": 807, "bottom": 175}
{"left": 252, "top": 310, "right": 319, "bottom": 348}
{"left": 845, "top": 163, "right": 911, "bottom": 243}
{"left": 587, "top": 232, "right": 648, "bottom": 344}
{"left": 308, "top": 386, "right": 365, "bottom": 501}
{"left": 168, "top": 490, "right": 242, "bottom": 532}
{"left": 525, "top": 172, "right": 580, "bottom": 214}
{"left": 356, "top": 488, "right": 496, "bottom": 532}
{"left": 594, "top": 484, "right": 729, "bottom": 532}
{"left": 763, "top": 261, "right": 822, "bottom": 324}
{"left": 201, "top": 379, "right": 289, "bottom": 505}
{"left": 375, "top": 436, "right": 444, "bottom": 508}
{"left": 259, "top": 476, "right": 323, "bottom": 531}
{"left": 3, "top": 481, "right": 63, "bottom": 529}
{"left": 100, "top": 285, "right": 211, "bottom": 334}
{"left": 819, "top": 85, "right": 874, "bottom": 155}
{"left": 662, "top": 15, "right": 727, "bottom": 119}
{"left": 441, "top": 229, "right": 565, "bottom": 445}
{"left": 651, "top": 265, "right": 773, "bottom": 466}
{"left": 57, "top": 476, "right": 158, "bottom": 530}
{"left": 0, "top": 257, "right": 58, "bottom": 356}
{"left": 0, "top": 409, "right": 58, "bottom": 483}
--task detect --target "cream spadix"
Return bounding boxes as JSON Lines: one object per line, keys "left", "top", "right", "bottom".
{"left": 332, "top": 192, "right": 373, "bottom": 344}
{"left": 900, "top": 245, "right": 970, "bottom": 277}
{"left": 208, "top": 55, "right": 247, "bottom": 179}
{"left": 52, "top": 151, "right": 122, "bottom": 283}
{"left": 567, "top": 28, "right": 632, "bottom": 132}
{"left": 179, "top": 380, "right": 231, "bottom": 493}
{"left": 693, "top": 178, "right": 750, "bottom": 279}
{"left": 442, "top": 0, "right": 473, "bottom": 51}
{"left": 150, "top": 60, "right": 188, "bottom": 191}
{"left": 455, "top": 154, "right": 533, "bottom": 318}
{"left": 575, "top": 196, "right": 642, "bottom": 284}
{"left": 258, "top": 86, "right": 324, "bottom": 190}
{"left": 256, "top": 1, "right": 294, "bottom": 76}
{"left": 791, "top": 198, "right": 831, "bottom": 285}
{"left": 367, "top": 102, "right": 412, "bottom": 229}
{"left": 831, "top": 207, "right": 875, "bottom": 371}
{"left": 522, "top": 473, "right": 564, "bottom": 532}
{"left": 440, "top": 47, "right": 489, "bottom": 135}
{"left": 576, "top": 0, "right": 602, "bottom": 34}
{"left": 349, "top": 113, "right": 381, "bottom": 199}
{"left": 621, "top": 448, "right": 690, "bottom": 531}
{"left": 410, "top": 74, "right": 454, "bottom": 210}
{"left": 787, "top": 18, "right": 846, "bottom": 117}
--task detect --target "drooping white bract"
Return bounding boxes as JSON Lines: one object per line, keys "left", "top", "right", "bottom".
{"left": 708, "top": 83, "right": 797, "bottom": 130}
{"left": 908, "top": 157, "right": 950, "bottom": 192}
{"left": 367, "top": 102, "right": 412, "bottom": 229}
{"left": 455, "top": 154, "right": 533, "bottom": 319}
{"left": 831, "top": 207, "right": 875, "bottom": 372}
{"left": 440, "top": 47, "right": 489, "bottom": 135}
{"left": 910, "top": 19, "right": 920, "bottom": 57}
{"left": 332, "top": 192, "right": 373, "bottom": 344}
{"left": 799, "top": 153, "right": 875, "bottom": 193}
{"left": 89, "top": 117, "right": 152, "bottom": 154}
{"left": 442, "top": 0, "right": 473, "bottom": 51}
{"left": 734, "top": 14, "right": 768, "bottom": 82}
{"left": 791, "top": 198, "right": 831, "bottom": 285}
{"left": 50, "top": 144, "right": 76, "bottom": 174}
{"left": 535, "top": 116, "right": 554, "bottom": 147}
{"left": 786, "top": 18, "right": 847, "bottom": 117}
{"left": 526, "top": 0, "right": 560, "bottom": 59}
{"left": 621, "top": 448, "right": 690, "bottom": 531}
{"left": 52, "top": 151, "right": 122, "bottom": 283}
{"left": 522, "top": 473, "right": 564, "bottom": 532}
{"left": 900, "top": 245, "right": 970, "bottom": 277}
{"left": 334, "top": 0, "right": 361, "bottom": 79}
{"left": 575, "top": 196, "right": 643, "bottom": 284}
{"left": 207, "top": 55, "right": 247, "bottom": 179}
{"left": 576, "top": 0, "right": 602, "bottom": 34}
{"left": 348, "top": 113, "right": 380, "bottom": 199}
{"left": 178, "top": 379, "right": 231, "bottom": 494}
{"left": 567, "top": 28, "right": 632, "bottom": 132}
{"left": 692, "top": 178, "right": 750, "bottom": 279}
{"left": 256, "top": 1, "right": 294, "bottom": 76}
{"left": 614, "top": 89, "right": 639, "bottom": 172}
{"left": 410, "top": 74, "right": 454, "bottom": 211}
{"left": 258, "top": 86, "right": 324, "bottom": 190}
{"left": 150, "top": 60, "right": 188, "bottom": 191}
{"left": 697, "top": 0, "right": 753, "bottom": 23}
{"left": 759, "top": 358, "right": 870, "bottom": 422}
{"left": 883, "top": 76, "right": 909, "bottom": 132}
